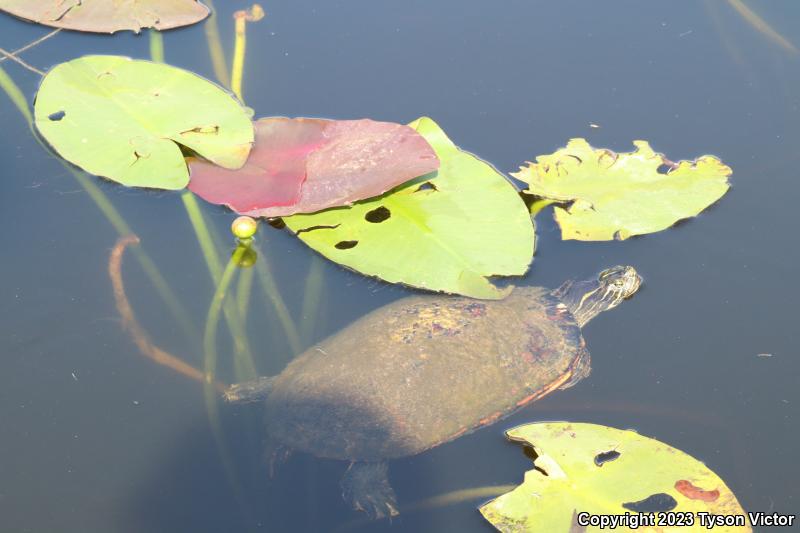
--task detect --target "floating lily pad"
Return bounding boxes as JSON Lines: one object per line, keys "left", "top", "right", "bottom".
{"left": 34, "top": 55, "right": 253, "bottom": 190}
{"left": 0, "top": 0, "right": 209, "bottom": 33}
{"left": 283, "top": 117, "right": 535, "bottom": 300}
{"left": 188, "top": 117, "right": 440, "bottom": 216}
{"left": 480, "top": 422, "right": 750, "bottom": 532}
{"left": 514, "top": 139, "right": 732, "bottom": 241}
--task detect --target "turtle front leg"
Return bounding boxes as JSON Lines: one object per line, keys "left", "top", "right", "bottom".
{"left": 263, "top": 438, "right": 292, "bottom": 478}
{"left": 340, "top": 462, "right": 399, "bottom": 519}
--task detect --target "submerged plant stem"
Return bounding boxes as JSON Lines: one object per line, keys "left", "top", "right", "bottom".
{"left": 202, "top": 0, "right": 231, "bottom": 87}
{"left": 253, "top": 242, "right": 302, "bottom": 354}
{"left": 236, "top": 266, "right": 255, "bottom": 320}
{"left": 203, "top": 247, "right": 247, "bottom": 394}
{"left": 233, "top": 266, "right": 256, "bottom": 380}
{"left": 704, "top": 0, "right": 746, "bottom": 66}
{"left": 0, "top": 28, "right": 60, "bottom": 65}
{"left": 182, "top": 192, "right": 257, "bottom": 375}
{"left": 300, "top": 255, "right": 325, "bottom": 345}
{"left": 406, "top": 485, "right": 517, "bottom": 512}
{"left": 202, "top": 246, "right": 251, "bottom": 523}
{"left": 726, "top": 0, "right": 798, "bottom": 54}
{"left": 76, "top": 170, "right": 199, "bottom": 343}
{"left": 109, "top": 235, "right": 225, "bottom": 391}
{"left": 182, "top": 192, "right": 224, "bottom": 276}
{"left": 0, "top": 47, "right": 44, "bottom": 75}
{"left": 0, "top": 64, "right": 32, "bottom": 122}
{"left": 148, "top": 29, "right": 165, "bottom": 63}
{"left": 333, "top": 485, "right": 517, "bottom": 531}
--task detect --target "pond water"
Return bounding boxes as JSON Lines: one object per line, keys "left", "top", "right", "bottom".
{"left": 1, "top": 1, "right": 798, "bottom": 531}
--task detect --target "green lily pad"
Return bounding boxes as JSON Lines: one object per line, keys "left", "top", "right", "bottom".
{"left": 34, "top": 55, "right": 253, "bottom": 190}
{"left": 480, "top": 422, "right": 750, "bottom": 532}
{"left": 0, "top": 0, "right": 209, "bottom": 33}
{"left": 284, "top": 117, "right": 535, "bottom": 300}
{"left": 514, "top": 139, "right": 732, "bottom": 241}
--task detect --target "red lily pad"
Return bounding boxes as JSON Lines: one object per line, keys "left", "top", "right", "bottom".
{"left": 188, "top": 117, "right": 440, "bottom": 217}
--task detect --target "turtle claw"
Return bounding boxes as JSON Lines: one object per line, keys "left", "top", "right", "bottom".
{"left": 341, "top": 462, "right": 399, "bottom": 519}
{"left": 352, "top": 494, "right": 399, "bottom": 520}
{"left": 261, "top": 440, "right": 291, "bottom": 478}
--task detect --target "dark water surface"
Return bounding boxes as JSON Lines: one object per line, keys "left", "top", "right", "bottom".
{"left": 1, "top": 1, "right": 798, "bottom": 531}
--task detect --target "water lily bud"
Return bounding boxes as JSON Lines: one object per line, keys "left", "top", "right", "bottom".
{"left": 231, "top": 216, "right": 258, "bottom": 239}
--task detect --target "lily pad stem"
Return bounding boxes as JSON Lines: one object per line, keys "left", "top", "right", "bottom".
{"left": 203, "top": 246, "right": 247, "bottom": 394}
{"left": 0, "top": 47, "right": 44, "bottom": 76}
{"left": 0, "top": 28, "right": 60, "bottom": 65}
{"left": 148, "top": 29, "right": 165, "bottom": 64}
{"left": 182, "top": 192, "right": 258, "bottom": 375}
{"left": 231, "top": 5, "right": 265, "bottom": 101}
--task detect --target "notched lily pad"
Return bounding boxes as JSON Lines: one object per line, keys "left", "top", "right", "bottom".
{"left": 188, "top": 117, "right": 440, "bottom": 216}
{"left": 514, "top": 139, "right": 732, "bottom": 241}
{"left": 0, "top": 0, "right": 210, "bottom": 33}
{"left": 283, "top": 117, "right": 535, "bottom": 300}
{"left": 480, "top": 422, "right": 750, "bottom": 532}
{"left": 34, "top": 55, "right": 254, "bottom": 190}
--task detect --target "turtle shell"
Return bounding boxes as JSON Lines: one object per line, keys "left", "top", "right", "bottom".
{"left": 263, "top": 287, "right": 589, "bottom": 462}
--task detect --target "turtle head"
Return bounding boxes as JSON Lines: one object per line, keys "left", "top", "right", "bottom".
{"left": 554, "top": 266, "right": 642, "bottom": 327}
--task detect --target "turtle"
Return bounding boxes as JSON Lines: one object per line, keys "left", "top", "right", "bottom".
{"left": 225, "top": 265, "right": 642, "bottom": 519}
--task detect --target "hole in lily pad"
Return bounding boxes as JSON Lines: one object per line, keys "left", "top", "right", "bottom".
{"left": 268, "top": 218, "right": 286, "bottom": 229}
{"left": 521, "top": 444, "right": 549, "bottom": 477}
{"left": 415, "top": 182, "right": 438, "bottom": 192}
{"left": 48, "top": 110, "right": 65, "bottom": 121}
{"left": 656, "top": 163, "right": 673, "bottom": 174}
{"left": 295, "top": 224, "right": 340, "bottom": 234}
{"left": 364, "top": 206, "right": 391, "bottom": 223}
{"left": 594, "top": 450, "right": 621, "bottom": 466}
{"left": 335, "top": 240, "right": 359, "bottom": 250}
{"left": 522, "top": 444, "right": 537, "bottom": 461}
{"left": 622, "top": 493, "right": 677, "bottom": 513}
